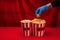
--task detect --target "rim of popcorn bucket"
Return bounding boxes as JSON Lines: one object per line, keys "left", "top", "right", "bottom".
{"left": 20, "top": 20, "right": 32, "bottom": 23}
{"left": 31, "top": 19, "right": 46, "bottom": 24}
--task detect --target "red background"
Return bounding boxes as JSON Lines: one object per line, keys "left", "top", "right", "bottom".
{"left": 0, "top": 0, "right": 60, "bottom": 40}
{"left": 0, "top": 0, "right": 60, "bottom": 27}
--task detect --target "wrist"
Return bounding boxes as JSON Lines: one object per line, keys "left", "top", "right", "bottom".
{"left": 47, "top": 3, "right": 52, "bottom": 8}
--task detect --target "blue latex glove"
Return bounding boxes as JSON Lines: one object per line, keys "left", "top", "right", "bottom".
{"left": 35, "top": 5, "right": 49, "bottom": 16}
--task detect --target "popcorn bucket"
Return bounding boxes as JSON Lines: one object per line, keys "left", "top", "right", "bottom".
{"left": 32, "top": 19, "right": 46, "bottom": 37}
{"left": 20, "top": 20, "right": 31, "bottom": 37}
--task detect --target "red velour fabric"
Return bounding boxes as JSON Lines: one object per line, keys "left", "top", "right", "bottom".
{"left": 0, "top": 0, "right": 60, "bottom": 27}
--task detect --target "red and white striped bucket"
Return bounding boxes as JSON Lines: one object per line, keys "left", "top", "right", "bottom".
{"left": 32, "top": 23, "right": 46, "bottom": 37}
{"left": 20, "top": 20, "right": 31, "bottom": 37}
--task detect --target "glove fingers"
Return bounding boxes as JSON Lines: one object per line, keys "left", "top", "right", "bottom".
{"left": 36, "top": 9, "right": 40, "bottom": 14}
{"left": 37, "top": 9, "right": 40, "bottom": 14}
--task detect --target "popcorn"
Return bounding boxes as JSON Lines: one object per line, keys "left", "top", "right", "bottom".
{"left": 20, "top": 20, "right": 31, "bottom": 23}
{"left": 32, "top": 18, "right": 46, "bottom": 24}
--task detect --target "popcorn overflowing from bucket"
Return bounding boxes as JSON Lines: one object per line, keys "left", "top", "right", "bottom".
{"left": 20, "top": 18, "right": 46, "bottom": 37}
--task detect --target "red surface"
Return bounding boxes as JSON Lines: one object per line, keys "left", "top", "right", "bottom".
{"left": 0, "top": 0, "right": 60, "bottom": 27}
{"left": 0, "top": 27, "right": 60, "bottom": 40}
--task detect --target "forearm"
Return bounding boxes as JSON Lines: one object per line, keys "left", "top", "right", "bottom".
{"left": 47, "top": 0, "right": 60, "bottom": 8}
{"left": 46, "top": 0, "right": 60, "bottom": 9}
{"left": 51, "top": 0, "right": 60, "bottom": 7}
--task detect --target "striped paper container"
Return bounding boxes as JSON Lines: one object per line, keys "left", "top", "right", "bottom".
{"left": 20, "top": 20, "right": 31, "bottom": 37}
{"left": 32, "top": 20, "right": 46, "bottom": 37}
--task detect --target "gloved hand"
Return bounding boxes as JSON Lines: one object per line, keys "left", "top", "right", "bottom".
{"left": 35, "top": 5, "right": 49, "bottom": 17}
